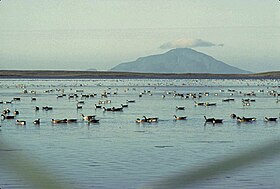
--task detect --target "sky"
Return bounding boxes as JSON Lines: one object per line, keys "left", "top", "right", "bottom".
{"left": 0, "top": 0, "right": 279, "bottom": 72}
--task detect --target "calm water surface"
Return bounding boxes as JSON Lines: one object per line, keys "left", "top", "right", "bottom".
{"left": 0, "top": 79, "right": 280, "bottom": 189}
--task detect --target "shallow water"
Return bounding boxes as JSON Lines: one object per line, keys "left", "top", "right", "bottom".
{"left": 0, "top": 79, "right": 280, "bottom": 189}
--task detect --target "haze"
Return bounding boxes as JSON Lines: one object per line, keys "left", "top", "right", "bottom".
{"left": 1, "top": 0, "right": 279, "bottom": 72}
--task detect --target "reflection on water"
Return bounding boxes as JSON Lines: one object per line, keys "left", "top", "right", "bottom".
{"left": 0, "top": 79, "right": 280, "bottom": 189}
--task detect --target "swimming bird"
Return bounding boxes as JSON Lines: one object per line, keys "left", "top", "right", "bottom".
{"left": 112, "top": 107, "right": 123, "bottom": 112}
{"left": 213, "top": 119, "right": 223, "bottom": 124}
{"left": 76, "top": 104, "right": 83, "bottom": 109}
{"left": 127, "top": 100, "right": 135, "bottom": 103}
{"left": 173, "top": 115, "right": 187, "bottom": 120}
{"left": 2, "top": 108, "right": 10, "bottom": 115}
{"left": 136, "top": 118, "right": 147, "bottom": 123}
{"left": 1, "top": 114, "right": 15, "bottom": 120}
{"left": 204, "top": 116, "right": 215, "bottom": 123}
{"left": 13, "top": 109, "right": 19, "bottom": 115}
{"left": 88, "top": 118, "right": 99, "bottom": 123}
{"left": 67, "top": 119, "right": 78, "bottom": 123}
{"left": 242, "top": 102, "right": 250, "bottom": 106}
{"left": 42, "top": 106, "right": 53, "bottom": 111}
{"left": 81, "top": 114, "right": 96, "bottom": 121}
{"left": 222, "top": 98, "right": 235, "bottom": 102}
{"left": 33, "top": 119, "right": 40, "bottom": 125}
{"left": 51, "top": 119, "right": 67, "bottom": 124}
{"left": 77, "top": 100, "right": 85, "bottom": 104}
{"left": 176, "top": 106, "right": 185, "bottom": 110}
{"left": 103, "top": 107, "right": 123, "bottom": 112}
{"left": 194, "top": 101, "right": 204, "bottom": 106}
{"left": 121, "top": 104, "right": 128, "bottom": 108}
{"left": 143, "top": 116, "right": 158, "bottom": 122}
{"left": 230, "top": 113, "right": 237, "bottom": 119}
{"left": 236, "top": 116, "right": 256, "bottom": 123}
{"left": 35, "top": 106, "right": 40, "bottom": 111}
{"left": 204, "top": 102, "right": 216, "bottom": 107}
{"left": 264, "top": 117, "right": 278, "bottom": 122}
{"left": 16, "top": 120, "right": 26, "bottom": 125}
{"left": 103, "top": 107, "right": 113, "bottom": 111}
{"left": 99, "top": 100, "right": 111, "bottom": 104}
{"left": 95, "top": 104, "right": 102, "bottom": 109}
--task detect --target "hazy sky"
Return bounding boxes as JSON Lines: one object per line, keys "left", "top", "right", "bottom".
{"left": 1, "top": 0, "right": 279, "bottom": 72}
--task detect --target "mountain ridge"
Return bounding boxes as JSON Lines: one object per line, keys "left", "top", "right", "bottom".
{"left": 110, "top": 48, "right": 251, "bottom": 74}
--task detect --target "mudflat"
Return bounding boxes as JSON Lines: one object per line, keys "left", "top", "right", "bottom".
{"left": 0, "top": 70, "right": 279, "bottom": 79}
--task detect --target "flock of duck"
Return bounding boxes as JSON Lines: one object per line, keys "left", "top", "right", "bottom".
{"left": 1, "top": 107, "right": 99, "bottom": 125}
{"left": 0, "top": 86, "right": 279, "bottom": 127}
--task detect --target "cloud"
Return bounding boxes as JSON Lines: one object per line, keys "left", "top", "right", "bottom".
{"left": 160, "top": 38, "right": 224, "bottom": 49}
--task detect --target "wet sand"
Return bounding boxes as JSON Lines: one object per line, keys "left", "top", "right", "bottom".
{"left": 0, "top": 70, "right": 279, "bottom": 79}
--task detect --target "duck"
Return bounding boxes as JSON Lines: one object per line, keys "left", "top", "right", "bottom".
{"left": 204, "top": 102, "right": 216, "bottom": 107}
{"left": 95, "top": 104, "right": 102, "bottom": 109}
{"left": 127, "top": 100, "right": 135, "bottom": 103}
{"left": 264, "top": 117, "right": 278, "bottom": 122}
{"left": 143, "top": 116, "right": 158, "bottom": 122}
{"left": 99, "top": 100, "right": 111, "bottom": 104}
{"left": 222, "top": 98, "right": 235, "bottom": 102}
{"left": 57, "top": 94, "right": 63, "bottom": 98}
{"left": 33, "top": 119, "right": 40, "bottom": 125}
{"left": 204, "top": 116, "right": 215, "bottom": 123}
{"left": 176, "top": 106, "right": 185, "bottom": 110}
{"left": 103, "top": 107, "right": 113, "bottom": 111}
{"left": 67, "top": 119, "right": 78, "bottom": 123}
{"left": 13, "top": 109, "right": 19, "bottom": 115}
{"left": 1, "top": 114, "right": 15, "bottom": 120}
{"left": 2, "top": 108, "right": 10, "bottom": 115}
{"left": 42, "top": 106, "right": 53, "bottom": 111}
{"left": 16, "top": 120, "right": 26, "bottom": 125}
{"left": 230, "top": 113, "right": 237, "bottom": 119}
{"left": 81, "top": 114, "right": 96, "bottom": 121}
{"left": 173, "top": 115, "right": 187, "bottom": 120}
{"left": 51, "top": 119, "right": 67, "bottom": 124}
{"left": 236, "top": 116, "right": 256, "bottom": 123}
{"left": 88, "top": 118, "right": 99, "bottom": 123}
{"left": 112, "top": 107, "right": 123, "bottom": 112}
{"left": 76, "top": 104, "right": 83, "bottom": 109}
{"left": 68, "top": 95, "right": 75, "bottom": 99}
{"left": 103, "top": 107, "right": 123, "bottom": 112}
{"left": 136, "top": 118, "right": 146, "bottom": 123}
{"left": 194, "top": 101, "right": 204, "bottom": 106}
{"left": 77, "top": 100, "right": 85, "bottom": 104}
{"left": 121, "top": 104, "right": 128, "bottom": 108}
{"left": 213, "top": 119, "right": 223, "bottom": 124}
{"left": 242, "top": 102, "right": 250, "bottom": 106}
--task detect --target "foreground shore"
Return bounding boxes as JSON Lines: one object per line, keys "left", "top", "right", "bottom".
{"left": 0, "top": 70, "right": 279, "bottom": 79}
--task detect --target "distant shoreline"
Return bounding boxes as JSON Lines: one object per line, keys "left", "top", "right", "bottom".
{"left": 0, "top": 70, "right": 279, "bottom": 79}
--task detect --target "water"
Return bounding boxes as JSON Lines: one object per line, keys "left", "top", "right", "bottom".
{"left": 0, "top": 79, "right": 280, "bottom": 189}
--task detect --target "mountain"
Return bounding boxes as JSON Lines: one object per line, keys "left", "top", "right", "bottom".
{"left": 110, "top": 48, "right": 251, "bottom": 74}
